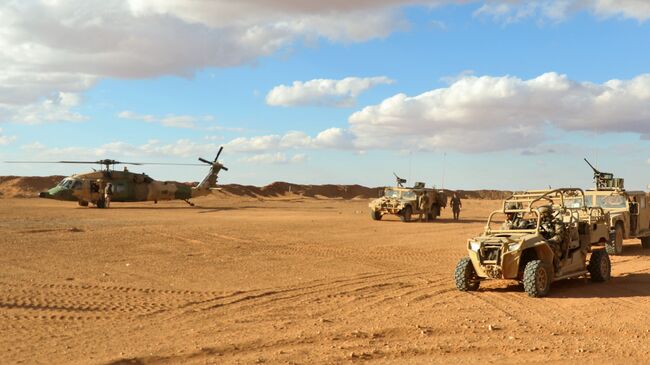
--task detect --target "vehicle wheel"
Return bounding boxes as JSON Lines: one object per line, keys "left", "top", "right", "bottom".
{"left": 400, "top": 206, "right": 412, "bottom": 222}
{"left": 606, "top": 224, "right": 624, "bottom": 255}
{"left": 640, "top": 236, "right": 650, "bottom": 249}
{"left": 588, "top": 249, "right": 611, "bottom": 282}
{"left": 454, "top": 257, "right": 480, "bottom": 291}
{"left": 523, "top": 260, "right": 551, "bottom": 298}
{"left": 96, "top": 199, "right": 105, "bottom": 209}
{"left": 370, "top": 210, "right": 382, "bottom": 221}
{"left": 78, "top": 200, "right": 88, "bottom": 207}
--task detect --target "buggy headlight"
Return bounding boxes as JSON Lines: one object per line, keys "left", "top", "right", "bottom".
{"left": 508, "top": 242, "right": 522, "bottom": 251}
{"left": 469, "top": 241, "right": 481, "bottom": 251}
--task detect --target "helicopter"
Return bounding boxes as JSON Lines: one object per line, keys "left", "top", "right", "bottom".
{"left": 6, "top": 147, "right": 228, "bottom": 208}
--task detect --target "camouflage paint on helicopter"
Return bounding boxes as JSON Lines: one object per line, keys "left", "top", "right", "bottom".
{"left": 15, "top": 148, "right": 228, "bottom": 208}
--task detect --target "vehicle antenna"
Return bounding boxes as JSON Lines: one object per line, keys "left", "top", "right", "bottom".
{"left": 441, "top": 152, "right": 447, "bottom": 190}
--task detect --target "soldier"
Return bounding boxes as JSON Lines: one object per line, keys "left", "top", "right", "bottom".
{"left": 630, "top": 197, "right": 639, "bottom": 234}
{"left": 104, "top": 182, "right": 114, "bottom": 208}
{"left": 501, "top": 202, "right": 522, "bottom": 230}
{"left": 450, "top": 193, "right": 462, "bottom": 221}
{"left": 539, "top": 205, "right": 567, "bottom": 270}
{"left": 419, "top": 193, "right": 430, "bottom": 222}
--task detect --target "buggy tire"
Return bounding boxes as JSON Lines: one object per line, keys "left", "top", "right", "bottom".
{"left": 78, "top": 200, "right": 88, "bottom": 207}
{"left": 588, "top": 249, "right": 611, "bottom": 282}
{"left": 606, "top": 224, "right": 624, "bottom": 255}
{"left": 641, "top": 236, "right": 650, "bottom": 249}
{"left": 96, "top": 199, "right": 106, "bottom": 209}
{"left": 454, "top": 257, "right": 480, "bottom": 291}
{"left": 523, "top": 260, "right": 551, "bottom": 298}
{"left": 400, "top": 206, "right": 412, "bottom": 223}
{"left": 370, "top": 211, "right": 382, "bottom": 221}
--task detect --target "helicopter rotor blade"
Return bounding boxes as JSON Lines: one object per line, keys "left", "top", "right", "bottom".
{"left": 198, "top": 157, "right": 213, "bottom": 165}
{"left": 4, "top": 160, "right": 100, "bottom": 164}
{"left": 133, "top": 162, "right": 206, "bottom": 166}
{"left": 214, "top": 146, "right": 224, "bottom": 161}
{"left": 6, "top": 160, "right": 207, "bottom": 166}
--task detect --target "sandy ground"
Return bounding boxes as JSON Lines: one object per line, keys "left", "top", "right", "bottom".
{"left": 1, "top": 196, "right": 650, "bottom": 365}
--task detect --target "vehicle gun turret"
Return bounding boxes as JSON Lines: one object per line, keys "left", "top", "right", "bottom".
{"left": 584, "top": 158, "right": 623, "bottom": 190}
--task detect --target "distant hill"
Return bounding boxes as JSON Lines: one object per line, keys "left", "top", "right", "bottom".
{"left": 0, "top": 175, "right": 514, "bottom": 200}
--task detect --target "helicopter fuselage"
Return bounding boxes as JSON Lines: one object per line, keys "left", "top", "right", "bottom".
{"left": 39, "top": 170, "right": 198, "bottom": 206}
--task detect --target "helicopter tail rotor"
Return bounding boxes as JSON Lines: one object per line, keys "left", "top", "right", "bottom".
{"left": 194, "top": 147, "right": 227, "bottom": 192}
{"left": 198, "top": 146, "right": 228, "bottom": 171}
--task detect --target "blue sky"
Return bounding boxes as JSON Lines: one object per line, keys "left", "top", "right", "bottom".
{"left": 1, "top": 1, "right": 650, "bottom": 190}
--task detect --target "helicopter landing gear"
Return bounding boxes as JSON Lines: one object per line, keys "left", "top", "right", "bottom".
{"left": 184, "top": 199, "right": 195, "bottom": 207}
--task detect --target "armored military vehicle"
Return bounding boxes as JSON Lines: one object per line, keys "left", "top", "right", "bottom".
{"left": 580, "top": 159, "right": 650, "bottom": 254}
{"left": 369, "top": 174, "right": 447, "bottom": 222}
{"left": 454, "top": 188, "right": 611, "bottom": 297}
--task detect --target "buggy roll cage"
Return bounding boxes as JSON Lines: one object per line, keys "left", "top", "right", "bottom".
{"left": 485, "top": 188, "right": 607, "bottom": 235}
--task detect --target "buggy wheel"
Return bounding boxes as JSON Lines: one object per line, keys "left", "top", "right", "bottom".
{"left": 641, "top": 236, "right": 650, "bottom": 249}
{"left": 78, "top": 200, "right": 88, "bottom": 207}
{"left": 96, "top": 199, "right": 105, "bottom": 209}
{"left": 400, "top": 206, "right": 412, "bottom": 222}
{"left": 588, "top": 249, "right": 611, "bottom": 282}
{"left": 454, "top": 257, "right": 480, "bottom": 291}
{"left": 523, "top": 260, "right": 551, "bottom": 298}
{"left": 370, "top": 210, "right": 382, "bottom": 221}
{"left": 606, "top": 224, "right": 624, "bottom": 255}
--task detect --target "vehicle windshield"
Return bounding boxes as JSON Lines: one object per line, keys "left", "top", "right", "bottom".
{"left": 384, "top": 189, "right": 400, "bottom": 198}
{"left": 586, "top": 194, "right": 627, "bottom": 209}
{"left": 564, "top": 197, "right": 584, "bottom": 208}
{"left": 401, "top": 191, "right": 417, "bottom": 200}
{"left": 488, "top": 211, "right": 539, "bottom": 232}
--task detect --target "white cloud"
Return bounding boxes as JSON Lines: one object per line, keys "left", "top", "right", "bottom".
{"left": 225, "top": 128, "right": 354, "bottom": 153}
{"left": 348, "top": 72, "right": 650, "bottom": 152}
{"left": 1, "top": 0, "right": 647, "bottom": 124}
{"left": 590, "top": 0, "right": 650, "bottom": 21}
{"left": 5, "top": 92, "right": 87, "bottom": 124}
{"left": 0, "top": 128, "right": 17, "bottom": 145}
{"left": 239, "top": 152, "right": 306, "bottom": 164}
{"left": 118, "top": 110, "right": 213, "bottom": 128}
{"left": 19, "top": 139, "right": 219, "bottom": 159}
{"left": 0, "top": 0, "right": 414, "bottom": 122}
{"left": 266, "top": 76, "right": 394, "bottom": 107}
{"left": 474, "top": 0, "right": 650, "bottom": 23}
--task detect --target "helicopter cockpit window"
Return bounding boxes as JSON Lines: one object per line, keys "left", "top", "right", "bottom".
{"left": 72, "top": 180, "right": 82, "bottom": 190}
{"left": 59, "top": 178, "right": 75, "bottom": 189}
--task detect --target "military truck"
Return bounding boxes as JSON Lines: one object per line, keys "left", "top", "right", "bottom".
{"left": 580, "top": 159, "right": 650, "bottom": 254}
{"left": 454, "top": 188, "right": 611, "bottom": 297}
{"left": 369, "top": 174, "right": 447, "bottom": 222}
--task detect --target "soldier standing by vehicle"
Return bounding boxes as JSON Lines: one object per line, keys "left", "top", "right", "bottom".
{"left": 104, "top": 182, "right": 113, "bottom": 208}
{"left": 630, "top": 197, "right": 639, "bottom": 235}
{"left": 419, "top": 194, "right": 430, "bottom": 222}
{"left": 450, "top": 193, "right": 462, "bottom": 220}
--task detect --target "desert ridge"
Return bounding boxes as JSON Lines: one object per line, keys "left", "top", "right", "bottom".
{"left": 0, "top": 175, "right": 513, "bottom": 200}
